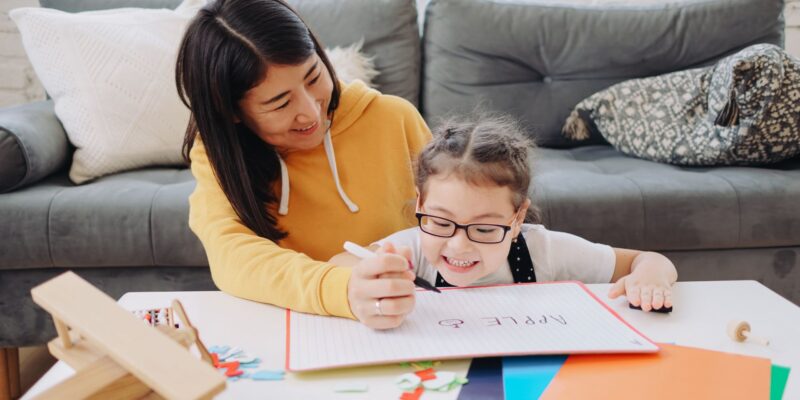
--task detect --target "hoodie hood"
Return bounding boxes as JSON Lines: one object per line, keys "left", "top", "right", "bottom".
{"left": 329, "top": 79, "right": 380, "bottom": 137}
{"left": 277, "top": 80, "right": 379, "bottom": 216}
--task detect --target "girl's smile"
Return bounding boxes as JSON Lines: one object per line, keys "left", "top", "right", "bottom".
{"left": 442, "top": 255, "right": 480, "bottom": 272}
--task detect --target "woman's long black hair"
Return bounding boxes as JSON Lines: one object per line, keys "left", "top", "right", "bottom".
{"left": 176, "top": 0, "right": 340, "bottom": 241}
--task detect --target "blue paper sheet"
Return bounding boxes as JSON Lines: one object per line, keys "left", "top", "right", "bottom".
{"left": 502, "top": 355, "right": 567, "bottom": 400}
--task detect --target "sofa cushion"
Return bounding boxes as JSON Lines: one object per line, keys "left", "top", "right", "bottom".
{"left": 0, "top": 101, "right": 69, "bottom": 193}
{"left": 533, "top": 146, "right": 800, "bottom": 251}
{"left": 563, "top": 44, "right": 800, "bottom": 166}
{"left": 40, "top": 0, "right": 422, "bottom": 106}
{"left": 423, "top": 0, "right": 785, "bottom": 147}
{"left": 0, "top": 168, "right": 207, "bottom": 270}
{"left": 38, "top": 0, "right": 180, "bottom": 11}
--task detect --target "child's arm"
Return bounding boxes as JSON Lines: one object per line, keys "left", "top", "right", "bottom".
{"left": 607, "top": 249, "right": 678, "bottom": 312}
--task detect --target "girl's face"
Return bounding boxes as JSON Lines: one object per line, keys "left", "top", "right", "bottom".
{"left": 237, "top": 54, "right": 334, "bottom": 152}
{"left": 418, "top": 174, "right": 528, "bottom": 287}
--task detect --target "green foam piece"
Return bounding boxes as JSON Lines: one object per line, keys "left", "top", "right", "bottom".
{"left": 771, "top": 364, "right": 791, "bottom": 400}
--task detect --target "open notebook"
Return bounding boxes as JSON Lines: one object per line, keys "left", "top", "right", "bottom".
{"left": 286, "top": 282, "right": 658, "bottom": 371}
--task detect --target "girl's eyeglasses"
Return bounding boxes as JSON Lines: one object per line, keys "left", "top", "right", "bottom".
{"left": 415, "top": 213, "right": 514, "bottom": 244}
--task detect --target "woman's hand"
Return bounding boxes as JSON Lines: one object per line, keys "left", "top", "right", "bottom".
{"left": 348, "top": 242, "right": 416, "bottom": 329}
{"left": 608, "top": 252, "right": 677, "bottom": 312}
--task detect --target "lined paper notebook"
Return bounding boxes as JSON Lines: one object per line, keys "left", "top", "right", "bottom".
{"left": 286, "top": 282, "right": 658, "bottom": 371}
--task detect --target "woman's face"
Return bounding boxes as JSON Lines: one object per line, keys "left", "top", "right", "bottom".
{"left": 237, "top": 54, "right": 334, "bottom": 152}
{"left": 417, "top": 174, "right": 527, "bottom": 287}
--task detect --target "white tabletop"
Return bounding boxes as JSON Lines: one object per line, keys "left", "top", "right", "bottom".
{"left": 23, "top": 281, "right": 800, "bottom": 399}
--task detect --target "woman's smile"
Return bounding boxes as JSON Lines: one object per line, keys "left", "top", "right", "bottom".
{"left": 291, "top": 120, "right": 319, "bottom": 136}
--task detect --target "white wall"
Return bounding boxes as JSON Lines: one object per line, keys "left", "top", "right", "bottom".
{"left": 0, "top": 0, "right": 43, "bottom": 108}
{"left": 787, "top": 0, "right": 800, "bottom": 57}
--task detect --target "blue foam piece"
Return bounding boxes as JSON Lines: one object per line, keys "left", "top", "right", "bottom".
{"left": 502, "top": 355, "right": 567, "bottom": 400}
{"left": 251, "top": 370, "right": 286, "bottom": 381}
{"left": 208, "top": 345, "right": 230, "bottom": 355}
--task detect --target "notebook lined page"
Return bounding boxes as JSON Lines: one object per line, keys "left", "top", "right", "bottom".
{"left": 287, "top": 282, "right": 657, "bottom": 371}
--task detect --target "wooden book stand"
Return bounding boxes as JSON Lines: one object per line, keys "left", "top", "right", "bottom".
{"left": 30, "top": 272, "right": 226, "bottom": 399}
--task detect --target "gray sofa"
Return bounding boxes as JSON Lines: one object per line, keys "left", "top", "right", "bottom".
{"left": 1, "top": 0, "right": 797, "bottom": 354}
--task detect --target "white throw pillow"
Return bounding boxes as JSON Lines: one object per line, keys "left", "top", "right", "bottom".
{"left": 10, "top": 1, "right": 205, "bottom": 183}
{"left": 11, "top": 2, "right": 379, "bottom": 183}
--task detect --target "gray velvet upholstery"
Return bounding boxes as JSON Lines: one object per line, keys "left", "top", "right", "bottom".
{"left": 38, "top": 0, "right": 180, "bottom": 11}
{"left": 422, "top": 0, "right": 785, "bottom": 147}
{"left": 0, "top": 101, "right": 68, "bottom": 193}
{"left": 292, "top": 0, "right": 421, "bottom": 106}
{"left": 663, "top": 247, "right": 800, "bottom": 306}
{"left": 533, "top": 146, "right": 800, "bottom": 251}
{"left": 40, "top": 0, "right": 422, "bottom": 106}
{"left": 0, "top": 168, "right": 205, "bottom": 269}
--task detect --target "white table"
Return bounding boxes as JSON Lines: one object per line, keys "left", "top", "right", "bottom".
{"left": 23, "top": 281, "right": 800, "bottom": 399}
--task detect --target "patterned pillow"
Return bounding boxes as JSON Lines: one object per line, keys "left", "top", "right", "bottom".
{"left": 562, "top": 44, "right": 800, "bottom": 166}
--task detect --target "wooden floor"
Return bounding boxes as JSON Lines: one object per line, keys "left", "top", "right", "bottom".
{"left": 1, "top": 346, "right": 55, "bottom": 400}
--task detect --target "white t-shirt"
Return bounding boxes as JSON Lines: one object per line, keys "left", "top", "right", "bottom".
{"left": 376, "top": 224, "right": 615, "bottom": 286}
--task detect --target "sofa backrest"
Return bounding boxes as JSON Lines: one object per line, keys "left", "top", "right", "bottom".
{"left": 40, "top": 0, "right": 422, "bottom": 106}
{"left": 422, "top": 0, "right": 785, "bottom": 148}
{"left": 39, "top": 0, "right": 180, "bottom": 10}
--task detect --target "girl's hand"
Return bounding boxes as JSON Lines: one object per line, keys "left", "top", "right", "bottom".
{"left": 348, "top": 242, "right": 416, "bottom": 329}
{"left": 608, "top": 252, "right": 676, "bottom": 312}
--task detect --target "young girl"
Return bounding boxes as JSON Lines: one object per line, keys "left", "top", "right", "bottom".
{"left": 334, "top": 114, "right": 677, "bottom": 329}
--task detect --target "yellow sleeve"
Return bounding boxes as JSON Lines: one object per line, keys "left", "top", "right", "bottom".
{"left": 405, "top": 106, "right": 433, "bottom": 158}
{"left": 187, "top": 139, "right": 355, "bottom": 319}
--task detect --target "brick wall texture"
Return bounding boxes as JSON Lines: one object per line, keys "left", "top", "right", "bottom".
{"left": 0, "top": 0, "right": 44, "bottom": 107}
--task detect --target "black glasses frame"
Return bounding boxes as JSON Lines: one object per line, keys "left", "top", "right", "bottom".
{"left": 415, "top": 212, "right": 513, "bottom": 244}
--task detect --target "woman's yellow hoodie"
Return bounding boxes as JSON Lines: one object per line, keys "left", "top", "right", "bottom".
{"left": 188, "top": 80, "right": 431, "bottom": 319}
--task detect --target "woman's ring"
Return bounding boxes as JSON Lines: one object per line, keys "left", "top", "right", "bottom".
{"left": 375, "top": 299, "right": 383, "bottom": 317}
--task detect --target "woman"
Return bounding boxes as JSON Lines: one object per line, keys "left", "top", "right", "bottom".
{"left": 176, "top": 0, "right": 429, "bottom": 328}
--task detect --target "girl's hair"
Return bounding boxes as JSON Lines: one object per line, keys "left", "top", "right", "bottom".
{"left": 416, "top": 114, "right": 540, "bottom": 223}
{"left": 176, "top": 0, "right": 340, "bottom": 241}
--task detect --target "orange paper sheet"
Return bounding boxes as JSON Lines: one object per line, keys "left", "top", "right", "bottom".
{"left": 541, "top": 344, "right": 771, "bottom": 400}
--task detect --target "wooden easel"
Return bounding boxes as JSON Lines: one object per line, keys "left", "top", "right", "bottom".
{"left": 29, "top": 272, "right": 226, "bottom": 399}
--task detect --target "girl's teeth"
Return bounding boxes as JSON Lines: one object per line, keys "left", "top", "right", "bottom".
{"left": 446, "top": 257, "right": 475, "bottom": 267}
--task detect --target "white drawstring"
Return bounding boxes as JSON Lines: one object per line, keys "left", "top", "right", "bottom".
{"left": 323, "top": 129, "right": 360, "bottom": 213}
{"left": 276, "top": 122, "right": 359, "bottom": 215}
{"left": 277, "top": 156, "right": 290, "bottom": 215}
